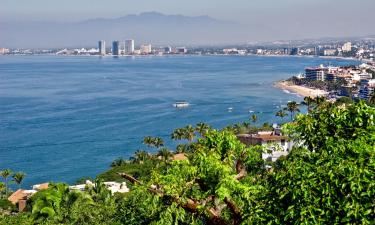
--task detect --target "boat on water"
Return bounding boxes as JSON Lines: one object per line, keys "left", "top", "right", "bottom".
{"left": 173, "top": 101, "right": 190, "bottom": 108}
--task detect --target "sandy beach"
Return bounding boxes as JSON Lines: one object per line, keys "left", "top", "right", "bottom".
{"left": 274, "top": 81, "right": 328, "bottom": 97}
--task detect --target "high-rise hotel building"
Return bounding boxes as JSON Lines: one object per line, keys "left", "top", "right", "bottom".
{"left": 125, "top": 40, "right": 135, "bottom": 55}
{"left": 112, "top": 41, "right": 124, "bottom": 55}
{"left": 98, "top": 41, "right": 106, "bottom": 55}
{"left": 140, "top": 44, "right": 152, "bottom": 54}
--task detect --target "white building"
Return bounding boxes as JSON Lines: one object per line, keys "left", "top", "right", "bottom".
{"left": 98, "top": 40, "right": 106, "bottom": 55}
{"left": 125, "top": 39, "right": 135, "bottom": 55}
{"left": 0, "top": 48, "right": 10, "bottom": 54}
{"left": 359, "top": 79, "right": 375, "bottom": 100}
{"left": 140, "top": 44, "right": 152, "bottom": 54}
{"left": 176, "top": 47, "right": 187, "bottom": 54}
{"left": 342, "top": 42, "right": 352, "bottom": 52}
{"left": 69, "top": 180, "right": 129, "bottom": 194}
{"left": 323, "top": 49, "right": 337, "bottom": 56}
{"left": 237, "top": 127, "right": 294, "bottom": 162}
{"left": 305, "top": 66, "right": 327, "bottom": 81}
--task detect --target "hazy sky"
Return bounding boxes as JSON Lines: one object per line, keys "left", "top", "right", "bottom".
{"left": 1, "top": 0, "right": 374, "bottom": 47}
{"left": 2, "top": 0, "right": 375, "bottom": 24}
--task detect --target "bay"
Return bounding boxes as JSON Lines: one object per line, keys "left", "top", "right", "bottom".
{"left": 0, "top": 55, "right": 358, "bottom": 187}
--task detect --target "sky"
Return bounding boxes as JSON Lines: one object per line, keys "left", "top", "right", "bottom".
{"left": 1, "top": 0, "right": 374, "bottom": 47}
{"left": 1, "top": 0, "right": 374, "bottom": 24}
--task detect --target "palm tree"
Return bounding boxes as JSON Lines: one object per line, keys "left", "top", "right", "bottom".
{"left": 301, "top": 96, "right": 315, "bottom": 112}
{"left": 143, "top": 136, "right": 164, "bottom": 148}
{"left": 171, "top": 128, "right": 184, "bottom": 141}
{"left": 175, "top": 144, "right": 188, "bottom": 153}
{"left": 284, "top": 101, "right": 300, "bottom": 121}
{"left": 172, "top": 126, "right": 196, "bottom": 142}
{"left": 250, "top": 114, "right": 258, "bottom": 125}
{"left": 0, "top": 169, "right": 12, "bottom": 196}
{"left": 315, "top": 96, "right": 327, "bottom": 108}
{"left": 157, "top": 148, "right": 173, "bottom": 162}
{"left": 369, "top": 92, "right": 375, "bottom": 105}
{"left": 133, "top": 150, "right": 150, "bottom": 164}
{"left": 195, "top": 122, "right": 211, "bottom": 137}
{"left": 184, "top": 125, "right": 196, "bottom": 142}
{"left": 153, "top": 137, "right": 164, "bottom": 148}
{"left": 142, "top": 136, "right": 154, "bottom": 147}
{"left": 0, "top": 182, "right": 5, "bottom": 198}
{"left": 275, "top": 110, "right": 288, "bottom": 120}
{"left": 12, "top": 172, "right": 26, "bottom": 190}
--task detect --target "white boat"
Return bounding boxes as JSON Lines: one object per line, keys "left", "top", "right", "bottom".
{"left": 173, "top": 101, "right": 190, "bottom": 108}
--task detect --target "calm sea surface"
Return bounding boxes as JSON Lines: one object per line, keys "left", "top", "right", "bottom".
{"left": 0, "top": 55, "right": 358, "bottom": 187}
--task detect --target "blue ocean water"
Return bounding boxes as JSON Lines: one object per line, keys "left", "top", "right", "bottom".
{"left": 0, "top": 55, "right": 358, "bottom": 187}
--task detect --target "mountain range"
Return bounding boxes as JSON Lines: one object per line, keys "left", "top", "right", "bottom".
{"left": 0, "top": 12, "right": 253, "bottom": 48}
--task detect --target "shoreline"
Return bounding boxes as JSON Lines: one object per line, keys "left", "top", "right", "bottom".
{"left": 274, "top": 80, "right": 328, "bottom": 98}
{"left": 0, "top": 53, "right": 363, "bottom": 62}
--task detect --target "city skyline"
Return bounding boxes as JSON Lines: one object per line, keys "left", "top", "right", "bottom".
{"left": 1, "top": 0, "right": 375, "bottom": 48}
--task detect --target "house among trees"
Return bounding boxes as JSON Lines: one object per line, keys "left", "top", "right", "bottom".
{"left": 237, "top": 126, "right": 294, "bottom": 161}
{"left": 7, "top": 183, "right": 49, "bottom": 212}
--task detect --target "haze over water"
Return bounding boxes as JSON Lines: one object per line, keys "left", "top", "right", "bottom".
{"left": 0, "top": 55, "right": 358, "bottom": 187}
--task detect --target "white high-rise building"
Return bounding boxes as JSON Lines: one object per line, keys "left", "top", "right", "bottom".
{"left": 342, "top": 42, "right": 352, "bottom": 52}
{"left": 98, "top": 41, "right": 106, "bottom": 55}
{"left": 140, "top": 44, "right": 152, "bottom": 54}
{"left": 125, "top": 40, "right": 135, "bottom": 55}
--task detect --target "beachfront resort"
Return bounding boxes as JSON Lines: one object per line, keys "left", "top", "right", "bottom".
{"left": 277, "top": 61, "right": 375, "bottom": 101}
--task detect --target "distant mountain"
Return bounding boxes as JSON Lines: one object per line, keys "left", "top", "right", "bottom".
{"left": 0, "top": 12, "right": 251, "bottom": 48}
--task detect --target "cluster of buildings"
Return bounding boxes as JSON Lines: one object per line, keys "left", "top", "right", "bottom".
{"left": 0, "top": 48, "right": 10, "bottom": 54}
{"left": 2, "top": 39, "right": 375, "bottom": 60}
{"left": 248, "top": 41, "right": 375, "bottom": 61}
{"left": 96, "top": 40, "right": 188, "bottom": 56}
{"left": 7, "top": 180, "right": 129, "bottom": 212}
{"left": 302, "top": 62, "right": 375, "bottom": 100}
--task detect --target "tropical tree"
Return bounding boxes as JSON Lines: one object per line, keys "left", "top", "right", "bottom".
{"left": 119, "top": 129, "right": 265, "bottom": 225}
{"left": 132, "top": 150, "right": 151, "bottom": 164}
{"left": 157, "top": 148, "right": 173, "bottom": 162}
{"left": 314, "top": 95, "right": 327, "bottom": 108}
{"left": 171, "top": 125, "right": 196, "bottom": 142}
{"left": 301, "top": 96, "right": 315, "bottom": 112}
{"left": 12, "top": 172, "right": 26, "bottom": 190}
{"left": 269, "top": 101, "right": 375, "bottom": 224}
{"left": 143, "top": 136, "right": 164, "bottom": 149}
{"left": 284, "top": 101, "right": 300, "bottom": 121}
{"left": 369, "top": 92, "right": 375, "bottom": 105}
{"left": 0, "top": 169, "right": 12, "bottom": 196}
{"left": 195, "top": 122, "right": 211, "bottom": 137}
{"left": 30, "top": 183, "right": 70, "bottom": 222}
{"left": 275, "top": 109, "right": 287, "bottom": 120}
{"left": 250, "top": 114, "right": 258, "bottom": 124}
{"left": 171, "top": 128, "right": 184, "bottom": 141}
{"left": 153, "top": 137, "right": 164, "bottom": 149}
{"left": 0, "top": 182, "right": 5, "bottom": 198}
{"left": 184, "top": 125, "right": 196, "bottom": 142}
{"left": 175, "top": 144, "right": 189, "bottom": 153}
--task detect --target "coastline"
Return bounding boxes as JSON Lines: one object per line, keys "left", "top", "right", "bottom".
{"left": 274, "top": 80, "right": 328, "bottom": 97}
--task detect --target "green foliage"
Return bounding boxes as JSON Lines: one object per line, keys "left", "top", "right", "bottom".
{"left": 0, "top": 169, "right": 12, "bottom": 196}
{"left": 98, "top": 158, "right": 158, "bottom": 183}
{"left": 284, "top": 101, "right": 300, "bottom": 121}
{"left": 0, "top": 199, "right": 16, "bottom": 212}
{"left": 1, "top": 101, "right": 374, "bottom": 225}
{"left": 12, "top": 172, "right": 26, "bottom": 189}
{"left": 143, "top": 136, "right": 164, "bottom": 148}
{"left": 264, "top": 101, "right": 375, "bottom": 224}
{"left": 0, "top": 213, "right": 32, "bottom": 225}
{"left": 335, "top": 96, "right": 353, "bottom": 106}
